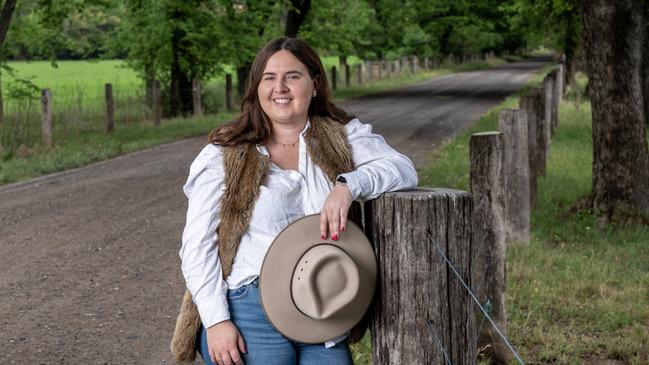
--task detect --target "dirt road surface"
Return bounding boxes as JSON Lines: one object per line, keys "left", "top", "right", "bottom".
{"left": 0, "top": 57, "right": 551, "bottom": 364}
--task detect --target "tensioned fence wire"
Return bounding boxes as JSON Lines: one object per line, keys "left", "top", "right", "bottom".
{"left": 425, "top": 230, "right": 525, "bottom": 365}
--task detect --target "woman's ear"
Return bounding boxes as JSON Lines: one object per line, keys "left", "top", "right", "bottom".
{"left": 313, "top": 74, "right": 320, "bottom": 91}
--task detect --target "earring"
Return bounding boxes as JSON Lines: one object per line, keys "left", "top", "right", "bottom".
{"left": 312, "top": 90, "right": 317, "bottom": 97}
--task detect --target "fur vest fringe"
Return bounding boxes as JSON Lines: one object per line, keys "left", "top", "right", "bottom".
{"left": 170, "top": 116, "right": 363, "bottom": 363}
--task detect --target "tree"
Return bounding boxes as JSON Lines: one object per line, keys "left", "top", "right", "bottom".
{"left": 504, "top": 0, "right": 580, "bottom": 85}
{"left": 117, "top": 0, "right": 232, "bottom": 117}
{"left": 285, "top": 0, "right": 310, "bottom": 37}
{"left": 0, "top": 0, "right": 17, "bottom": 124}
{"left": 0, "top": 0, "right": 18, "bottom": 46}
{"left": 581, "top": 0, "right": 649, "bottom": 223}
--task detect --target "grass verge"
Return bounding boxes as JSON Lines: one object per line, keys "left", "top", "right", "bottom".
{"left": 415, "top": 73, "right": 649, "bottom": 364}
{"left": 0, "top": 57, "right": 509, "bottom": 186}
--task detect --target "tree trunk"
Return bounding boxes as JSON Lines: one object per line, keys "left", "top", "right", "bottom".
{"left": 0, "top": 73, "right": 4, "bottom": 124}
{"left": 169, "top": 7, "right": 194, "bottom": 117}
{"left": 285, "top": 0, "right": 311, "bottom": 37}
{"left": 563, "top": 16, "right": 580, "bottom": 88}
{"left": 236, "top": 63, "right": 251, "bottom": 97}
{"left": 0, "top": 0, "right": 18, "bottom": 46}
{"left": 642, "top": 14, "right": 649, "bottom": 126}
{"left": 581, "top": 0, "right": 649, "bottom": 222}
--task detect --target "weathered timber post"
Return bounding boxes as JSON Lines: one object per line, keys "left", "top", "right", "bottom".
{"left": 547, "top": 69, "right": 559, "bottom": 134}
{"left": 377, "top": 61, "right": 383, "bottom": 81}
{"left": 556, "top": 64, "right": 564, "bottom": 100}
{"left": 470, "top": 132, "right": 510, "bottom": 364}
{"left": 226, "top": 74, "right": 233, "bottom": 112}
{"left": 367, "top": 189, "right": 476, "bottom": 365}
{"left": 533, "top": 86, "right": 549, "bottom": 177}
{"left": 499, "top": 109, "right": 531, "bottom": 245}
{"left": 345, "top": 64, "right": 350, "bottom": 88}
{"left": 356, "top": 64, "right": 362, "bottom": 85}
{"left": 105, "top": 83, "right": 114, "bottom": 133}
{"left": 331, "top": 66, "right": 337, "bottom": 91}
{"left": 411, "top": 55, "right": 418, "bottom": 74}
{"left": 366, "top": 60, "right": 373, "bottom": 81}
{"left": 519, "top": 94, "right": 540, "bottom": 208}
{"left": 192, "top": 77, "right": 203, "bottom": 117}
{"left": 424, "top": 57, "right": 430, "bottom": 70}
{"left": 41, "top": 88, "right": 53, "bottom": 147}
{"left": 543, "top": 74, "right": 555, "bottom": 138}
{"left": 152, "top": 80, "right": 161, "bottom": 126}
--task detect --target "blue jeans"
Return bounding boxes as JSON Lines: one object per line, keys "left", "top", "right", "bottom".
{"left": 196, "top": 278, "right": 354, "bottom": 365}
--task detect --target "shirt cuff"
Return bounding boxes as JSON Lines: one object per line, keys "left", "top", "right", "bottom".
{"left": 196, "top": 294, "right": 230, "bottom": 328}
{"left": 338, "top": 171, "right": 366, "bottom": 201}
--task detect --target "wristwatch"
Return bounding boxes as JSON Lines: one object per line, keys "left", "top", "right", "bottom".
{"left": 335, "top": 175, "right": 347, "bottom": 187}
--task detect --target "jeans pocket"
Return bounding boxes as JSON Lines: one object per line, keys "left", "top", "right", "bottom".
{"left": 226, "top": 284, "right": 250, "bottom": 301}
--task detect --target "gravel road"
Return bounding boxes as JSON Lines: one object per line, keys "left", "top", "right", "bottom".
{"left": 0, "top": 57, "right": 551, "bottom": 364}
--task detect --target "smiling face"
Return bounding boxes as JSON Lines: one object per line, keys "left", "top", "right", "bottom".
{"left": 257, "top": 50, "right": 316, "bottom": 128}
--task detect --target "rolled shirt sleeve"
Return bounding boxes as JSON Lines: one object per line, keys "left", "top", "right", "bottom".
{"left": 340, "top": 118, "right": 418, "bottom": 201}
{"left": 179, "top": 144, "right": 230, "bottom": 328}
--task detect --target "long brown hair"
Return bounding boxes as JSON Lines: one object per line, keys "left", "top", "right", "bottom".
{"left": 209, "top": 38, "right": 353, "bottom": 146}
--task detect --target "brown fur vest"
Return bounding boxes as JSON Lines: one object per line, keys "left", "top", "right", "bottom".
{"left": 170, "top": 115, "right": 364, "bottom": 363}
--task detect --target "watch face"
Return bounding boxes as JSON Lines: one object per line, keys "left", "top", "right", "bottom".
{"left": 337, "top": 176, "right": 347, "bottom": 184}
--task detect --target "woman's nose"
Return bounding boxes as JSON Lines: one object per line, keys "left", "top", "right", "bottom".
{"left": 274, "top": 77, "right": 289, "bottom": 91}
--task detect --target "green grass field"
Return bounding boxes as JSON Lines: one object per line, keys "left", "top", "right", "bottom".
{"left": 415, "top": 74, "right": 649, "bottom": 364}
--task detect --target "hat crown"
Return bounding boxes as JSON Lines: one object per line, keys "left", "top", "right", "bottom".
{"left": 291, "top": 245, "right": 360, "bottom": 320}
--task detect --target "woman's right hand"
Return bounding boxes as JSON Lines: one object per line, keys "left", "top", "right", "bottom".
{"left": 206, "top": 320, "right": 247, "bottom": 365}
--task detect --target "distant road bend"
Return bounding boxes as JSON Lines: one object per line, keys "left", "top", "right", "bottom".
{"left": 0, "top": 56, "right": 552, "bottom": 364}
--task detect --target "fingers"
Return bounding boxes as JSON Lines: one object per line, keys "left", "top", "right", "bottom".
{"left": 320, "top": 210, "right": 328, "bottom": 240}
{"left": 339, "top": 208, "right": 348, "bottom": 233}
{"left": 209, "top": 348, "right": 218, "bottom": 365}
{"left": 228, "top": 347, "right": 244, "bottom": 365}
{"left": 215, "top": 351, "right": 241, "bottom": 365}
{"left": 328, "top": 209, "right": 340, "bottom": 241}
{"left": 237, "top": 332, "right": 247, "bottom": 355}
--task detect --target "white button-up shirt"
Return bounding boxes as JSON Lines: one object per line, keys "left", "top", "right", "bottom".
{"left": 180, "top": 118, "right": 418, "bottom": 329}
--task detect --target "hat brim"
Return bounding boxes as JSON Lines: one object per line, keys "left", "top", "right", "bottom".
{"left": 259, "top": 214, "right": 377, "bottom": 343}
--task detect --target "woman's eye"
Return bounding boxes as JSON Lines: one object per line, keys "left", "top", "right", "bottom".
{"left": 263, "top": 76, "right": 274, "bottom": 81}
{"left": 287, "top": 75, "right": 300, "bottom": 80}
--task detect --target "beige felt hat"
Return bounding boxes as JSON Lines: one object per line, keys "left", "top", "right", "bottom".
{"left": 259, "top": 214, "right": 377, "bottom": 343}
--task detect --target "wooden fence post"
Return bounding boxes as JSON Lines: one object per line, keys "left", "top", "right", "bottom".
{"left": 225, "top": 74, "right": 233, "bottom": 112}
{"left": 331, "top": 66, "right": 337, "bottom": 91}
{"left": 356, "top": 64, "right": 362, "bottom": 85}
{"left": 366, "top": 60, "right": 373, "bottom": 81}
{"left": 41, "top": 88, "right": 52, "bottom": 147}
{"left": 533, "top": 86, "right": 549, "bottom": 177}
{"left": 411, "top": 56, "right": 417, "bottom": 74}
{"left": 469, "top": 132, "right": 510, "bottom": 363}
{"left": 152, "top": 80, "right": 161, "bottom": 126}
{"left": 367, "top": 189, "right": 476, "bottom": 365}
{"left": 543, "top": 74, "right": 555, "bottom": 138}
{"left": 556, "top": 64, "right": 565, "bottom": 100}
{"left": 499, "top": 109, "right": 531, "bottom": 245}
{"left": 192, "top": 77, "right": 203, "bottom": 117}
{"left": 105, "top": 83, "right": 114, "bottom": 133}
{"left": 345, "top": 64, "right": 350, "bottom": 88}
{"left": 547, "top": 70, "right": 559, "bottom": 134}
{"left": 519, "top": 94, "right": 540, "bottom": 208}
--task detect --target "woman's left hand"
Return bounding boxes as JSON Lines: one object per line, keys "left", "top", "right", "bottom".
{"left": 320, "top": 185, "right": 353, "bottom": 241}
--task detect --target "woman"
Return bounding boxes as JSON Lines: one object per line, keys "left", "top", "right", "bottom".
{"left": 178, "top": 38, "right": 418, "bottom": 365}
